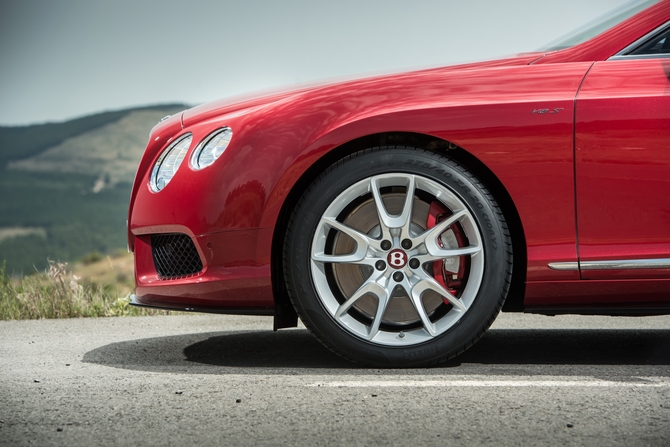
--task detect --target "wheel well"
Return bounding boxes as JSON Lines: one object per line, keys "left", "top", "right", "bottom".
{"left": 271, "top": 132, "right": 526, "bottom": 328}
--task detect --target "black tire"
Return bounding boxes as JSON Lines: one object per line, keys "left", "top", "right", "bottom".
{"left": 283, "top": 147, "right": 512, "bottom": 367}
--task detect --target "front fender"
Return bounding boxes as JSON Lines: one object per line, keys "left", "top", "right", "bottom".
{"left": 259, "top": 61, "right": 592, "bottom": 282}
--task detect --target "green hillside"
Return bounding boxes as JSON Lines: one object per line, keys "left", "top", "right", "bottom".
{"left": 0, "top": 104, "right": 189, "bottom": 274}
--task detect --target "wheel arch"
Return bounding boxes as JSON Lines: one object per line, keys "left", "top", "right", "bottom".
{"left": 271, "top": 131, "right": 527, "bottom": 329}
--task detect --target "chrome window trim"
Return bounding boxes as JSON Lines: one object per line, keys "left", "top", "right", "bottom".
{"left": 609, "top": 53, "right": 670, "bottom": 60}
{"left": 549, "top": 259, "right": 670, "bottom": 271}
{"left": 608, "top": 19, "right": 670, "bottom": 60}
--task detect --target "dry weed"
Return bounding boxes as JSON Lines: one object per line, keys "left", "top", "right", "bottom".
{"left": 0, "top": 260, "right": 171, "bottom": 319}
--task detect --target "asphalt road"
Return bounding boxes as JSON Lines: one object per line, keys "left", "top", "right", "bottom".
{"left": 1, "top": 312, "right": 669, "bottom": 446}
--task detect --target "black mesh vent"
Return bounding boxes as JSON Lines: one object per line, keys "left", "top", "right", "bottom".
{"left": 151, "top": 234, "right": 203, "bottom": 279}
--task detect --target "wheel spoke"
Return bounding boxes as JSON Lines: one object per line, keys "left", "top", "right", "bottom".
{"left": 398, "top": 175, "right": 416, "bottom": 239}
{"left": 312, "top": 253, "right": 370, "bottom": 264}
{"left": 420, "top": 209, "right": 482, "bottom": 258}
{"left": 367, "top": 287, "right": 390, "bottom": 340}
{"left": 370, "top": 178, "right": 393, "bottom": 240}
{"left": 416, "top": 275, "right": 467, "bottom": 312}
{"left": 370, "top": 175, "right": 415, "bottom": 234}
{"left": 335, "top": 280, "right": 387, "bottom": 320}
{"left": 312, "top": 217, "right": 372, "bottom": 264}
{"left": 414, "top": 245, "right": 482, "bottom": 264}
{"left": 422, "top": 209, "right": 467, "bottom": 241}
{"left": 409, "top": 283, "right": 437, "bottom": 336}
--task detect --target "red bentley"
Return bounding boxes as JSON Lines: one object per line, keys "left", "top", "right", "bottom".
{"left": 129, "top": 0, "right": 670, "bottom": 366}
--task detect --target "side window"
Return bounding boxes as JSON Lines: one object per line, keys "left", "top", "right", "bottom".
{"left": 629, "top": 27, "right": 670, "bottom": 55}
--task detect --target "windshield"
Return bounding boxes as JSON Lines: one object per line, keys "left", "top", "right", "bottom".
{"left": 538, "top": 0, "right": 659, "bottom": 51}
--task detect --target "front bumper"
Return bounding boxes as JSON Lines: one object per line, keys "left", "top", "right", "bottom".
{"left": 131, "top": 228, "right": 275, "bottom": 313}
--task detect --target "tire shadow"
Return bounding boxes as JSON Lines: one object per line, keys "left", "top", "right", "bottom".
{"left": 81, "top": 328, "right": 670, "bottom": 375}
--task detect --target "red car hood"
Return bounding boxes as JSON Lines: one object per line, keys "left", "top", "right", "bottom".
{"left": 181, "top": 54, "right": 544, "bottom": 127}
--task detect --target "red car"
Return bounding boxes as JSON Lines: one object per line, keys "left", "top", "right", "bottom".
{"left": 129, "top": 0, "right": 670, "bottom": 367}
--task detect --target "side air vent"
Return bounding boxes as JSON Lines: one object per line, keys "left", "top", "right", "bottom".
{"left": 151, "top": 234, "right": 203, "bottom": 279}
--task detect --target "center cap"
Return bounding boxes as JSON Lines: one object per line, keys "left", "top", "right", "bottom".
{"left": 387, "top": 249, "right": 408, "bottom": 269}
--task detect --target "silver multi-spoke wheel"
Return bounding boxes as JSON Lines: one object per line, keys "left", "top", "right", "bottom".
{"left": 284, "top": 148, "right": 512, "bottom": 367}
{"left": 311, "top": 173, "right": 484, "bottom": 346}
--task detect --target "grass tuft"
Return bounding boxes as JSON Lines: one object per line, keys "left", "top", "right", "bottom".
{"left": 0, "top": 259, "right": 170, "bottom": 320}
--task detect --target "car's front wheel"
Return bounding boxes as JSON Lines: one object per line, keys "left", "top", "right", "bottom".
{"left": 284, "top": 147, "right": 512, "bottom": 367}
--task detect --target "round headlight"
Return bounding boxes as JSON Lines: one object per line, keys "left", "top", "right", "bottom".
{"left": 150, "top": 133, "right": 192, "bottom": 192}
{"left": 190, "top": 127, "right": 233, "bottom": 170}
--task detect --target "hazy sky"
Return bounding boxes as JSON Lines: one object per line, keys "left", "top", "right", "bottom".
{"left": 0, "top": 0, "right": 630, "bottom": 126}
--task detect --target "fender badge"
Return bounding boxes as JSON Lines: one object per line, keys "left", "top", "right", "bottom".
{"left": 532, "top": 108, "right": 564, "bottom": 114}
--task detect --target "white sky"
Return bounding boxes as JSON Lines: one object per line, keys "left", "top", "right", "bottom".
{"left": 0, "top": 0, "right": 630, "bottom": 126}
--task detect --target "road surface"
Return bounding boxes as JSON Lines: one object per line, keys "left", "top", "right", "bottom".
{"left": 1, "top": 313, "right": 669, "bottom": 446}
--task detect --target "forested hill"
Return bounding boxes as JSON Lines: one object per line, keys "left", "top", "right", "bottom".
{"left": 0, "top": 104, "right": 189, "bottom": 274}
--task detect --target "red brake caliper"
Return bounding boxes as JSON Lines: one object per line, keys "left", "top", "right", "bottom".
{"left": 426, "top": 201, "right": 469, "bottom": 301}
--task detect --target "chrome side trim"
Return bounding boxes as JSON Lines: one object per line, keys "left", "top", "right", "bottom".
{"left": 581, "top": 259, "right": 670, "bottom": 270}
{"left": 548, "top": 259, "right": 670, "bottom": 271}
{"left": 548, "top": 262, "right": 579, "bottom": 271}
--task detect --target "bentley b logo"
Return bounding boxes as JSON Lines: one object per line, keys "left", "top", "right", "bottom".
{"left": 387, "top": 249, "right": 408, "bottom": 269}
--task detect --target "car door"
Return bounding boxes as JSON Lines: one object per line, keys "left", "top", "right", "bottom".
{"left": 575, "top": 23, "right": 670, "bottom": 280}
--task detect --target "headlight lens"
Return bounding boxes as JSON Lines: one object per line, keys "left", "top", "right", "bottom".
{"left": 150, "top": 133, "right": 192, "bottom": 192}
{"left": 190, "top": 127, "right": 233, "bottom": 170}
